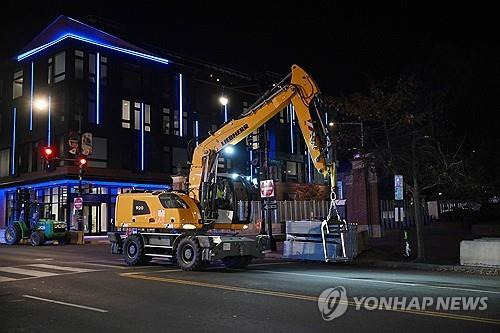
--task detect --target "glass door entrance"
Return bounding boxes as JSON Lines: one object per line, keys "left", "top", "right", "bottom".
{"left": 83, "top": 203, "right": 108, "bottom": 234}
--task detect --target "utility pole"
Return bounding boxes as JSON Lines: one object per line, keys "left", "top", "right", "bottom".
{"left": 260, "top": 123, "right": 277, "bottom": 251}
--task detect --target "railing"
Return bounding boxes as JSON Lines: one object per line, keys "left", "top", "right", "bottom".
{"left": 380, "top": 199, "right": 433, "bottom": 230}
{"left": 237, "top": 200, "right": 333, "bottom": 234}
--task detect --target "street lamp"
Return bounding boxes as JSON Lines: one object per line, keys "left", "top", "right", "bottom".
{"left": 219, "top": 96, "right": 228, "bottom": 106}
{"left": 34, "top": 97, "right": 48, "bottom": 111}
{"left": 223, "top": 145, "right": 235, "bottom": 155}
{"left": 219, "top": 95, "right": 229, "bottom": 122}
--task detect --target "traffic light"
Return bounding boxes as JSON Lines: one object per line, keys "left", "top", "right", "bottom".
{"left": 77, "top": 156, "right": 88, "bottom": 174}
{"left": 42, "top": 146, "right": 57, "bottom": 171}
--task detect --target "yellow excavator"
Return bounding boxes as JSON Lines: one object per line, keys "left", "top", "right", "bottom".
{"left": 108, "top": 65, "right": 341, "bottom": 270}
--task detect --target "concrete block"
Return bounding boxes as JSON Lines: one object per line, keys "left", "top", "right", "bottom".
{"left": 460, "top": 238, "right": 500, "bottom": 267}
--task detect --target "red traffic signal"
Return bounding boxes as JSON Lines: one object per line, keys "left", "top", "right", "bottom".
{"left": 43, "top": 146, "right": 54, "bottom": 159}
{"left": 79, "top": 157, "right": 87, "bottom": 166}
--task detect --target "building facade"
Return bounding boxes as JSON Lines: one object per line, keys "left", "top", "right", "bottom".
{"left": 0, "top": 15, "right": 326, "bottom": 234}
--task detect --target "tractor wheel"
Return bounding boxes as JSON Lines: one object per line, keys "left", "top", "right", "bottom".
{"left": 30, "top": 232, "right": 45, "bottom": 247}
{"left": 222, "top": 255, "right": 253, "bottom": 269}
{"left": 176, "top": 238, "right": 203, "bottom": 271}
{"left": 5, "top": 224, "right": 22, "bottom": 245}
{"left": 123, "top": 235, "right": 146, "bottom": 266}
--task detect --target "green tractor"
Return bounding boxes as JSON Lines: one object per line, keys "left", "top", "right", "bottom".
{"left": 4, "top": 188, "right": 70, "bottom": 246}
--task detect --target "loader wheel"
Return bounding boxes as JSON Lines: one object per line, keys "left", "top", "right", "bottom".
{"left": 30, "top": 232, "right": 44, "bottom": 247}
{"left": 123, "top": 235, "right": 147, "bottom": 266}
{"left": 176, "top": 238, "right": 203, "bottom": 271}
{"left": 5, "top": 224, "right": 21, "bottom": 245}
{"left": 222, "top": 256, "right": 253, "bottom": 269}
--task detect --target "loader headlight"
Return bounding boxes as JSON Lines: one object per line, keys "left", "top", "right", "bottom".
{"left": 182, "top": 224, "right": 196, "bottom": 230}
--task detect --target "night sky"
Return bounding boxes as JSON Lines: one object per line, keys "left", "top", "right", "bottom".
{"left": 1, "top": 1, "right": 498, "bottom": 147}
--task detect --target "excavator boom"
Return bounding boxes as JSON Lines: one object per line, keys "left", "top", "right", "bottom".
{"left": 188, "top": 65, "right": 334, "bottom": 207}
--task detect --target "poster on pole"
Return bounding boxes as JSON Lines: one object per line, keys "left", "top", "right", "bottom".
{"left": 81, "top": 132, "right": 93, "bottom": 156}
{"left": 394, "top": 174, "right": 404, "bottom": 200}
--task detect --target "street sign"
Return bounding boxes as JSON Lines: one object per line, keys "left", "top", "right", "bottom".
{"left": 260, "top": 179, "right": 275, "bottom": 198}
{"left": 81, "top": 132, "right": 93, "bottom": 156}
{"left": 74, "top": 197, "right": 83, "bottom": 210}
{"left": 263, "top": 202, "right": 277, "bottom": 210}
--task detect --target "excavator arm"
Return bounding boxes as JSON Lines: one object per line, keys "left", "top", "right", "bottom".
{"left": 188, "top": 65, "right": 335, "bottom": 224}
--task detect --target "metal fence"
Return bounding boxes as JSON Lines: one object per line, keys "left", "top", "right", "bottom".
{"left": 380, "top": 199, "right": 433, "bottom": 230}
{"left": 238, "top": 200, "right": 332, "bottom": 234}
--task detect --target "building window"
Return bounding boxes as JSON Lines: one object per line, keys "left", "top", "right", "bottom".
{"left": 0, "top": 149, "right": 9, "bottom": 177}
{"left": 89, "top": 53, "right": 96, "bottom": 83}
{"left": 12, "top": 70, "right": 23, "bottom": 99}
{"left": 134, "top": 102, "right": 141, "bottom": 130}
{"left": 48, "top": 58, "right": 52, "bottom": 84}
{"left": 144, "top": 104, "right": 151, "bottom": 132}
{"left": 88, "top": 92, "right": 96, "bottom": 123}
{"left": 162, "top": 107, "right": 171, "bottom": 135}
{"left": 173, "top": 109, "right": 180, "bottom": 136}
{"left": 75, "top": 50, "right": 84, "bottom": 79}
{"left": 100, "top": 56, "right": 107, "bottom": 85}
{"left": 122, "top": 100, "right": 130, "bottom": 128}
{"left": 53, "top": 51, "right": 66, "bottom": 83}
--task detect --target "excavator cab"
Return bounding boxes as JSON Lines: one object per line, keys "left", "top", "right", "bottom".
{"left": 211, "top": 173, "right": 253, "bottom": 227}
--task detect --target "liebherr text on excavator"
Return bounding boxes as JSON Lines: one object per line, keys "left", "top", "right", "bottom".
{"left": 108, "top": 64, "right": 346, "bottom": 270}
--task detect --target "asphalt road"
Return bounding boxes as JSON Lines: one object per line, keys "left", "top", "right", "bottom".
{"left": 1, "top": 243, "right": 499, "bottom": 332}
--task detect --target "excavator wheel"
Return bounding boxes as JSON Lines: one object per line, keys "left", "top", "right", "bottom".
{"left": 222, "top": 255, "right": 253, "bottom": 269}
{"left": 123, "top": 235, "right": 147, "bottom": 266}
{"left": 176, "top": 238, "right": 204, "bottom": 271}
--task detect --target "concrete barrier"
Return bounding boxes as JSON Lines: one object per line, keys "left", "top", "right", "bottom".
{"left": 460, "top": 238, "right": 500, "bottom": 267}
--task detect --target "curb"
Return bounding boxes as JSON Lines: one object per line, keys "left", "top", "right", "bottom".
{"left": 353, "top": 259, "right": 500, "bottom": 276}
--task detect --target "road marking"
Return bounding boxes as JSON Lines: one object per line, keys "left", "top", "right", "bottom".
{"left": 252, "top": 270, "right": 500, "bottom": 295}
{"left": 0, "top": 267, "right": 59, "bottom": 277}
{"left": 34, "top": 258, "right": 54, "bottom": 261}
{"left": 122, "top": 273, "right": 500, "bottom": 325}
{"left": 249, "top": 262, "right": 294, "bottom": 267}
{"left": 77, "top": 262, "right": 128, "bottom": 269}
{"left": 0, "top": 276, "right": 16, "bottom": 283}
{"left": 27, "top": 264, "right": 96, "bottom": 273}
{"left": 0, "top": 264, "right": 100, "bottom": 283}
{"left": 22, "top": 295, "right": 108, "bottom": 313}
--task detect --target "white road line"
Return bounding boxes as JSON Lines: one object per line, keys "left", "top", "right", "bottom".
{"left": 27, "top": 264, "right": 96, "bottom": 273}
{"left": 249, "top": 262, "right": 294, "bottom": 267}
{"left": 0, "top": 276, "right": 16, "bottom": 283}
{"left": 0, "top": 267, "right": 58, "bottom": 278}
{"left": 23, "top": 295, "right": 108, "bottom": 313}
{"left": 77, "top": 262, "right": 127, "bottom": 269}
{"left": 253, "top": 270, "right": 500, "bottom": 295}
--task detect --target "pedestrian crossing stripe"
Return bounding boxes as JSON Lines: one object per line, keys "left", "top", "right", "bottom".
{"left": 0, "top": 264, "right": 98, "bottom": 283}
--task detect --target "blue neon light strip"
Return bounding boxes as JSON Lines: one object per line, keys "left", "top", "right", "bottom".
{"left": 17, "top": 33, "right": 170, "bottom": 64}
{"left": 179, "top": 74, "right": 183, "bottom": 137}
{"left": 141, "top": 102, "right": 145, "bottom": 171}
{"left": 306, "top": 150, "right": 312, "bottom": 183}
{"left": 96, "top": 52, "right": 100, "bottom": 124}
{"left": 195, "top": 120, "right": 199, "bottom": 145}
{"left": 289, "top": 104, "right": 294, "bottom": 154}
{"left": 11, "top": 107, "right": 17, "bottom": 175}
{"left": 30, "top": 62, "right": 34, "bottom": 131}
{"left": 224, "top": 104, "right": 228, "bottom": 122}
{"left": 249, "top": 150, "right": 253, "bottom": 178}
{"left": 48, "top": 95, "right": 52, "bottom": 145}
{"left": 0, "top": 179, "right": 171, "bottom": 192}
